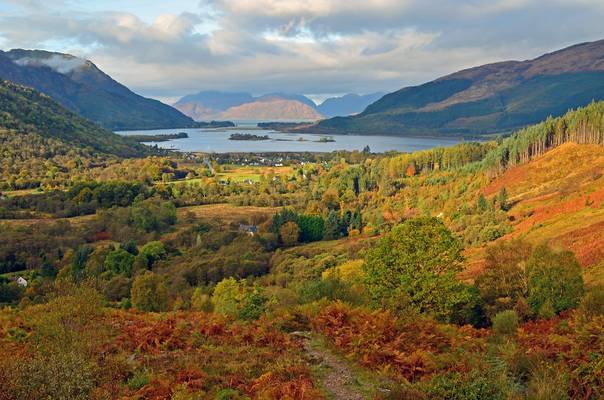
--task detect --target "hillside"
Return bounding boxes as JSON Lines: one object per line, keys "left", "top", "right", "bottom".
{"left": 0, "top": 79, "right": 146, "bottom": 157}
{"left": 0, "top": 49, "right": 196, "bottom": 130}
{"left": 1, "top": 99, "right": 604, "bottom": 399}
{"left": 317, "top": 92, "right": 385, "bottom": 117}
{"left": 307, "top": 39, "right": 604, "bottom": 137}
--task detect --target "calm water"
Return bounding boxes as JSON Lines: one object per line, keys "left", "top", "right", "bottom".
{"left": 117, "top": 125, "right": 463, "bottom": 153}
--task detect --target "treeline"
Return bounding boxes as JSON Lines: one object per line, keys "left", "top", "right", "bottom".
{"left": 0, "top": 181, "right": 152, "bottom": 218}
{"left": 482, "top": 100, "right": 604, "bottom": 171}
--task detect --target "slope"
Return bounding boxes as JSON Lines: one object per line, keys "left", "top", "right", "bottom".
{"left": 0, "top": 49, "right": 195, "bottom": 130}
{"left": 309, "top": 39, "right": 604, "bottom": 137}
{"left": 0, "top": 79, "right": 146, "bottom": 157}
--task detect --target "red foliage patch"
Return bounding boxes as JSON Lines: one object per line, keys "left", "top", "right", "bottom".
{"left": 249, "top": 365, "right": 325, "bottom": 400}
{"left": 310, "top": 302, "right": 483, "bottom": 382}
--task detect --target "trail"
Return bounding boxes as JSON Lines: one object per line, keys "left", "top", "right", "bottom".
{"left": 293, "top": 332, "right": 369, "bottom": 400}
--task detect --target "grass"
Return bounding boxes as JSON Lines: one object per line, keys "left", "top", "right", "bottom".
{"left": 176, "top": 203, "right": 280, "bottom": 224}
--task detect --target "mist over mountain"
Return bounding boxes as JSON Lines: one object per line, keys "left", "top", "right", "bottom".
{"left": 0, "top": 49, "right": 196, "bottom": 130}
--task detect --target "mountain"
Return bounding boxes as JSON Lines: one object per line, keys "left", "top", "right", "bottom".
{"left": 174, "top": 91, "right": 322, "bottom": 121}
{"left": 174, "top": 91, "right": 254, "bottom": 121}
{"left": 0, "top": 49, "right": 196, "bottom": 130}
{"left": 219, "top": 97, "right": 323, "bottom": 120}
{"left": 317, "top": 93, "right": 385, "bottom": 117}
{"left": 307, "top": 39, "right": 604, "bottom": 137}
{"left": 0, "top": 79, "right": 146, "bottom": 157}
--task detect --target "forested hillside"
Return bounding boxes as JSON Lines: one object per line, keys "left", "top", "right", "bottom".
{"left": 0, "top": 80, "right": 147, "bottom": 157}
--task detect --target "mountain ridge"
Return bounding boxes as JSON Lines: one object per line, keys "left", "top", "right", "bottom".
{"left": 305, "top": 39, "right": 604, "bottom": 137}
{"left": 174, "top": 90, "right": 385, "bottom": 121}
{"left": 0, "top": 49, "right": 196, "bottom": 130}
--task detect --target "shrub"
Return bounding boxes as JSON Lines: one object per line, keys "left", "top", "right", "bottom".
{"left": 127, "top": 369, "right": 150, "bottom": 390}
{"left": 212, "top": 277, "right": 242, "bottom": 318}
{"left": 421, "top": 370, "right": 509, "bottom": 400}
{"left": 537, "top": 299, "right": 556, "bottom": 320}
{"left": 577, "top": 286, "right": 604, "bottom": 320}
{"left": 139, "top": 241, "right": 167, "bottom": 267}
{"left": 191, "top": 287, "right": 213, "bottom": 312}
{"left": 492, "top": 310, "right": 519, "bottom": 335}
{"left": 131, "top": 272, "right": 168, "bottom": 312}
{"left": 527, "top": 245, "right": 584, "bottom": 315}
{"left": 321, "top": 259, "right": 364, "bottom": 283}
{"left": 239, "top": 287, "right": 268, "bottom": 321}
{"left": 104, "top": 248, "right": 135, "bottom": 276}
{"left": 279, "top": 221, "right": 300, "bottom": 247}
{"left": 298, "top": 278, "right": 362, "bottom": 305}
{"left": 475, "top": 240, "right": 532, "bottom": 321}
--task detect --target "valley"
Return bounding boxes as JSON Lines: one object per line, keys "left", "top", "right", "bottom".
{"left": 1, "top": 9, "right": 604, "bottom": 399}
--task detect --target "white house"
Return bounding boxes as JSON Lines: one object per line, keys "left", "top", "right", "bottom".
{"left": 16, "top": 277, "right": 28, "bottom": 287}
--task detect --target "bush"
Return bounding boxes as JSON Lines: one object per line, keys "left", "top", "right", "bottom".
{"left": 239, "top": 287, "right": 268, "bottom": 321}
{"left": 279, "top": 221, "right": 300, "bottom": 247}
{"left": 212, "top": 277, "right": 242, "bottom": 318}
{"left": 527, "top": 245, "right": 584, "bottom": 315}
{"left": 421, "top": 370, "right": 510, "bottom": 400}
{"left": 104, "top": 248, "right": 135, "bottom": 276}
{"left": 127, "top": 369, "right": 150, "bottom": 391}
{"left": 298, "top": 278, "right": 362, "bottom": 305}
{"left": 131, "top": 272, "right": 168, "bottom": 312}
{"left": 475, "top": 240, "right": 532, "bottom": 321}
{"left": 577, "top": 286, "right": 604, "bottom": 320}
{"left": 492, "top": 310, "right": 519, "bottom": 335}
{"left": 139, "top": 241, "right": 167, "bottom": 267}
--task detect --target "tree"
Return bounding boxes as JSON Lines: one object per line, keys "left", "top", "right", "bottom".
{"left": 323, "top": 210, "right": 341, "bottom": 240}
{"left": 526, "top": 245, "right": 584, "bottom": 316}
{"left": 104, "top": 248, "right": 135, "bottom": 276}
{"left": 139, "top": 241, "right": 167, "bottom": 267}
{"left": 191, "top": 287, "right": 213, "bottom": 312}
{"left": 477, "top": 194, "right": 489, "bottom": 212}
{"left": 297, "top": 214, "right": 324, "bottom": 242}
{"left": 238, "top": 287, "right": 268, "bottom": 321}
{"left": 350, "top": 208, "right": 363, "bottom": 231}
{"left": 279, "top": 221, "right": 300, "bottom": 247}
{"left": 131, "top": 272, "right": 168, "bottom": 312}
{"left": 363, "top": 217, "right": 470, "bottom": 321}
{"left": 497, "top": 187, "right": 510, "bottom": 211}
{"left": 475, "top": 240, "right": 532, "bottom": 321}
{"left": 212, "top": 277, "right": 242, "bottom": 318}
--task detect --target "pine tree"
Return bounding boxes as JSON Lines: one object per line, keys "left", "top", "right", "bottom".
{"left": 323, "top": 210, "right": 341, "bottom": 240}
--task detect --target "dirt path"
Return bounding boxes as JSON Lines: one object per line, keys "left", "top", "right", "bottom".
{"left": 293, "top": 332, "right": 369, "bottom": 400}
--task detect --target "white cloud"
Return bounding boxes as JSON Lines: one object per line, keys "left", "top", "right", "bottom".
{"left": 14, "top": 54, "right": 87, "bottom": 74}
{"left": 0, "top": 0, "right": 603, "bottom": 99}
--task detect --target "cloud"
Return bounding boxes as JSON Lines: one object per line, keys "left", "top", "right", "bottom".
{"left": 13, "top": 54, "right": 88, "bottom": 74}
{"left": 0, "top": 0, "right": 603, "bottom": 101}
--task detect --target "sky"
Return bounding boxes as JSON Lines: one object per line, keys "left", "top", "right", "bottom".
{"left": 0, "top": 0, "right": 603, "bottom": 104}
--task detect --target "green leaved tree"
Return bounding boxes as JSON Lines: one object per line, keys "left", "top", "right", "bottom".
{"left": 364, "top": 217, "right": 471, "bottom": 321}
